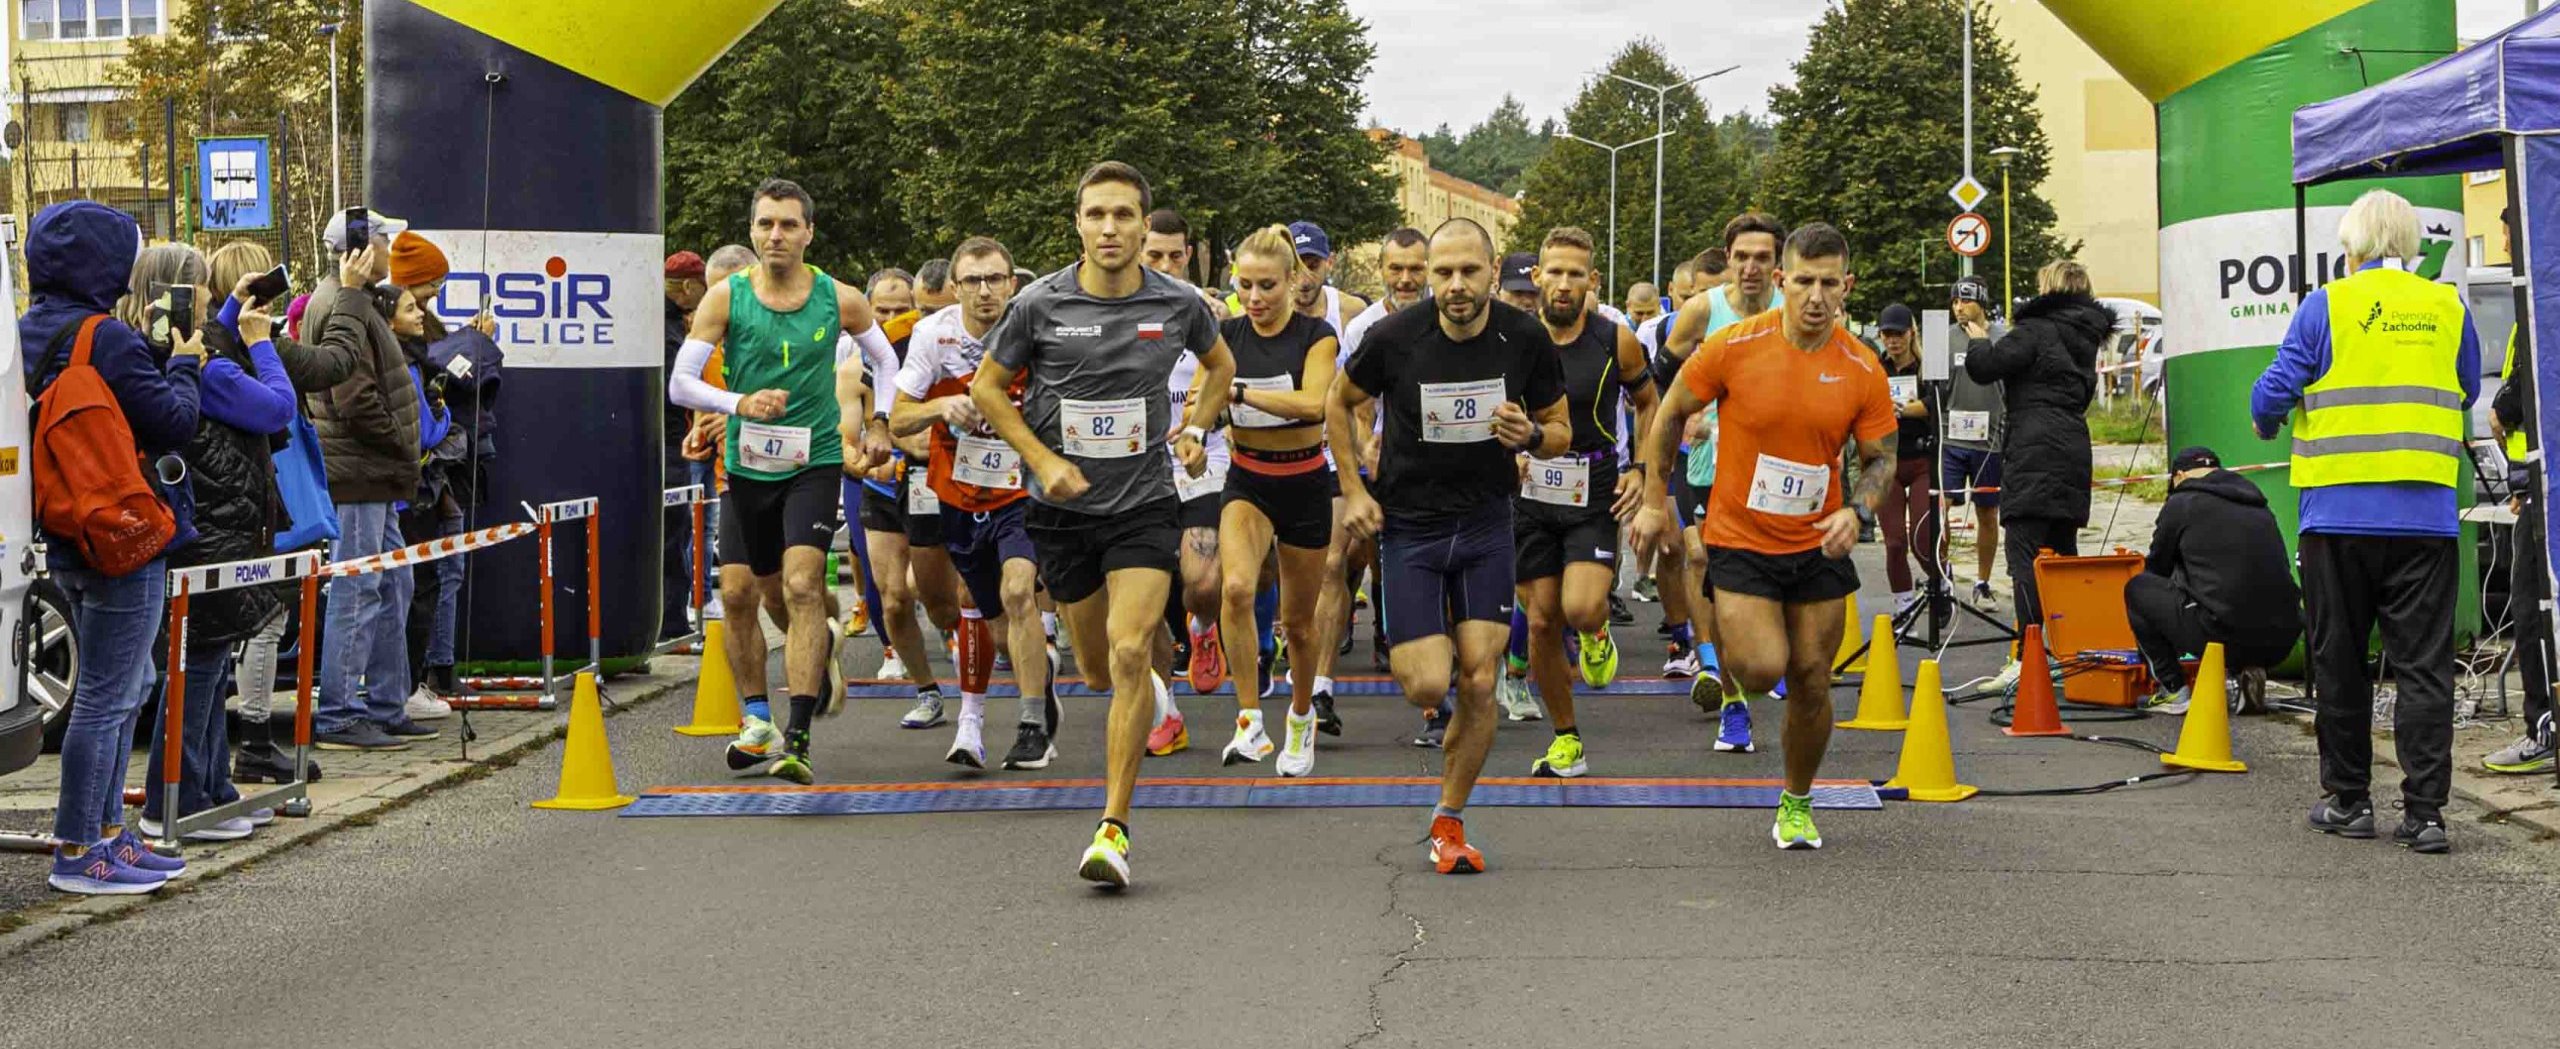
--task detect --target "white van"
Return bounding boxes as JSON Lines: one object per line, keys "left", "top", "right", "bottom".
{"left": 1, "top": 215, "right": 50, "bottom": 776}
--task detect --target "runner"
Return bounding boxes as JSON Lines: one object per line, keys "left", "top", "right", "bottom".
{"left": 1330, "top": 217, "right": 1569, "bottom": 874}
{"left": 854, "top": 265, "right": 965, "bottom": 728}
{"left": 667, "top": 178, "right": 890, "bottom": 784}
{"left": 1496, "top": 252, "right": 1541, "bottom": 313}
{"left": 1872, "top": 303, "right": 1945, "bottom": 618}
{"left": 969, "top": 161, "right": 1234, "bottom": 888}
{"left": 1212, "top": 224, "right": 1342, "bottom": 775}
{"left": 1325, "top": 226, "right": 1430, "bottom": 696}
{"left": 1287, "top": 220, "right": 1368, "bottom": 333}
{"left": 1141, "top": 207, "right": 1230, "bottom": 756}
{"left": 1515, "top": 227, "right": 1657, "bottom": 778}
{"left": 1631, "top": 222, "right": 1897, "bottom": 850}
{"left": 888, "top": 237, "right": 1060, "bottom": 771}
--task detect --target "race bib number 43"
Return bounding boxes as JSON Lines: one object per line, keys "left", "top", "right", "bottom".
{"left": 1062, "top": 397, "right": 1147, "bottom": 458}
{"left": 1419, "top": 378, "right": 1504, "bottom": 444}
{"left": 954, "top": 434, "right": 1023, "bottom": 490}
{"left": 1745, "top": 453, "right": 1829, "bottom": 516}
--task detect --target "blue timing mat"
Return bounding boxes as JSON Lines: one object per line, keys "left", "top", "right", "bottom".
{"left": 840, "top": 676, "right": 1699, "bottom": 699}
{"left": 621, "top": 777, "right": 1883, "bottom": 818}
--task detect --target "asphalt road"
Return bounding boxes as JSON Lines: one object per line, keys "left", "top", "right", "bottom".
{"left": 1, "top": 549, "right": 2553, "bottom": 1049}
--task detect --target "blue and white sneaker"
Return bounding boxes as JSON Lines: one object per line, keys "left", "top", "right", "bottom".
{"left": 49, "top": 848, "right": 167, "bottom": 895}
{"left": 1714, "top": 698, "right": 1755, "bottom": 753}
{"left": 107, "top": 830, "right": 187, "bottom": 877}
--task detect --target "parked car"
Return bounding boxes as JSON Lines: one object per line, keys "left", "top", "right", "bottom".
{"left": 1, "top": 218, "right": 43, "bottom": 775}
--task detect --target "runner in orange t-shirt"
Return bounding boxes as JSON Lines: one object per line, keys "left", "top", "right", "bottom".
{"left": 1630, "top": 222, "right": 1897, "bottom": 852}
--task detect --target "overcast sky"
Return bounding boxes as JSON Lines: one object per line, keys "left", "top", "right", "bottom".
{"left": 1350, "top": 0, "right": 2539, "bottom": 135}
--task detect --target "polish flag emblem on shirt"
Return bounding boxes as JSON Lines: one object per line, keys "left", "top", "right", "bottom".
{"left": 1138, "top": 322, "right": 1165, "bottom": 339}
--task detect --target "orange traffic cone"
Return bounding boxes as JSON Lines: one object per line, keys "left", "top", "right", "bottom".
{"left": 1839, "top": 615, "right": 1908, "bottom": 730}
{"left": 1886, "top": 660, "right": 1977, "bottom": 802}
{"left": 674, "top": 619, "right": 743, "bottom": 737}
{"left": 2162, "top": 642, "right": 2248, "bottom": 773}
{"left": 1832, "top": 594, "right": 1867, "bottom": 674}
{"left": 2003, "top": 624, "right": 2070, "bottom": 737}
{"left": 532, "top": 672, "right": 634, "bottom": 811}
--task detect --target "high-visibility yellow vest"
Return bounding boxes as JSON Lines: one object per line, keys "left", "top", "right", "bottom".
{"left": 2500, "top": 328, "right": 2529, "bottom": 462}
{"left": 2291, "top": 266, "right": 2468, "bottom": 488}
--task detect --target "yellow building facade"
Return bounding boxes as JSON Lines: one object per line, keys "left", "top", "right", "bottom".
{"left": 1990, "top": 0, "right": 2160, "bottom": 304}
{"left": 1331, "top": 129, "right": 1516, "bottom": 296}
{"left": 7, "top": 0, "right": 176, "bottom": 231}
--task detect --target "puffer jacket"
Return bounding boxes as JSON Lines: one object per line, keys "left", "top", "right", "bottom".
{"left": 302, "top": 275, "right": 420, "bottom": 503}
{"left": 174, "top": 319, "right": 291, "bottom": 643}
{"left": 1964, "top": 290, "right": 2112, "bottom": 526}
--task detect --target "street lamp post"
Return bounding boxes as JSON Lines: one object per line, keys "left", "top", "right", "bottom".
{"left": 318, "top": 20, "right": 343, "bottom": 214}
{"left": 1557, "top": 130, "right": 1673, "bottom": 301}
{"left": 1605, "top": 65, "right": 1737, "bottom": 290}
{"left": 1991, "top": 146, "right": 2021, "bottom": 313}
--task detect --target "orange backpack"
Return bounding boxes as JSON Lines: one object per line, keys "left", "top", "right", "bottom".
{"left": 32, "top": 315, "right": 175, "bottom": 577}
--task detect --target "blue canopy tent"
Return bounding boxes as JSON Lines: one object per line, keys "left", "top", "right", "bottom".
{"left": 2293, "top": 4, "right": 2560, "bottom": 787}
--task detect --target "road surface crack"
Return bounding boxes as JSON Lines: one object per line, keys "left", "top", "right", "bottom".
{"left": 1347, "top": 842, "right": 1427, "bottom": 1049}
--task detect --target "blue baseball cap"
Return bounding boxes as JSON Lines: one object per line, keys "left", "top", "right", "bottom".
{"left": 1288, "top": 221, "right": 1332, "bottom": 260}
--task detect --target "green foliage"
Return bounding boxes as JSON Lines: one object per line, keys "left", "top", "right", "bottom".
{"left": 1417, "top": 94, "right": 1552, "bottom": 196}
{"left": 1510, "top": 40, "right": 1772, "bottom": 297}
{"left": 1762, "top": 0, "right": 2076, "bottom": 316}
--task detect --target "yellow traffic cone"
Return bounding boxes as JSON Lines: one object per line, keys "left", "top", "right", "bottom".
{"left": 1839, "top": 615, "right": 1907, "bottom": 730}
{"left": 532, "top": 672, "right": 635, "bottom": 811}
{"left": 1885, "top": 660, "right": 1977, "bottom": 802}
{"left": 2162, "top": 642, "right": 2248, "bottom": 773}
{"left": 674, "top": 619, "right": 743, "bottom": 737}
{"left": 1832, "top": 594, "right": 1867, "bottom": 674}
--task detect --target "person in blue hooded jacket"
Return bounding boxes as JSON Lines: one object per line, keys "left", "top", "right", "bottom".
{"left": 19, "top": 201, "right": 204, "bottom": 895}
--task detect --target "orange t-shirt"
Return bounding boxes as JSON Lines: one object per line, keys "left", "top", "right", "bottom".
{"left": 1678, "top": 309, "right": 1897, "bottom": 556}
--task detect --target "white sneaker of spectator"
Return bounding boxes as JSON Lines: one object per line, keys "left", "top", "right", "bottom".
{"left": 405, "top": 684, "right": 453, "bottom": 721}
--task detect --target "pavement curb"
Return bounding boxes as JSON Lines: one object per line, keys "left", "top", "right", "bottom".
{"left": 2271, "top": 709, "right": 2560, "bottom": 841}
{"left": 0, "top": 663, "right": 698, "bottom": 960}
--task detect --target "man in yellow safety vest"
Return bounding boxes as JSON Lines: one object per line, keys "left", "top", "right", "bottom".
{"left": 2487, "top": 203, "right": 2555, "bottom": 776}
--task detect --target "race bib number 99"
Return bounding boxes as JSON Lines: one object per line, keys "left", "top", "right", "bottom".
{"left": 1521, "top": 456, "right": 1590, "bottom": 508}
{"left": 1419, "top": 378, "right": 1504, "bottom": 444}
{"left": 1745, "top": 453, "right": 1829, "bottom": 516}
{"left": 1062, "top": 397, "right": 1148, "bottom": 458}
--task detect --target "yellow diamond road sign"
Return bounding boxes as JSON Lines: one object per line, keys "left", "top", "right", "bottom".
{"left": 1948, "top": 176, "right": 1990, "bottom": 213}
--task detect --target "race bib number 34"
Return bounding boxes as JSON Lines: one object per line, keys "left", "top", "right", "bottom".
{"left": 1888, "top": 376, "right": 1917, "bottom": 404}
{"left": 1948, "top": 410, "right": 1991, "bottom": 443}
{"left": 1419, "top": 378, "right": 1504, "bottom": 444}
{"left": 1062, "top": 397, "right": 1148, "bottom": 458}
{"left": 1745, "top": 453, "right": 1829, "bottom": 516}
{"left": 954, "top": 434, "right": 1023, "bottom": 490}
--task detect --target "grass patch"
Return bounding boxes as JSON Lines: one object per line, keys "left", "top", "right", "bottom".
{"left": 2087, "top": 398, "right": 2165, "bottom": 445}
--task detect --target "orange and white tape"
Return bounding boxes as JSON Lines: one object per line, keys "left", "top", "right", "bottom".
{"left": 321, "top": 522, "right": 536, "bottom": 578}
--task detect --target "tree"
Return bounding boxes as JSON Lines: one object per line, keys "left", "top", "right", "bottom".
{"left": 109, "top": 0, "right": 364, "bottom": 278}
{"left": 890, "top": 0, "right": 1397, "bottom": 273}
{"left": 1762, "top": 0, "right": 2074, "bottom": 315}
{"left": 662, "top": 0, "right": 920, "bottom": 281}
{"left": 1511, "top": 40, "right": 1768, "bottom": 298}
{"left": 1418, "top": 94, "right": 1552, "bottom": 196}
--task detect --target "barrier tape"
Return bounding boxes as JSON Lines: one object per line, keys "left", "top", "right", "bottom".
{"left": 1942, "top": 461, "right": 2287, "bottom": 496}
{"left": 663, "top": 484, "right": 708, "bottom": 508}
{"left": 540, "top": 497, "right": 600, "bottom": 523}
{"left": 170, "top": 550, "right": 325, "bottom": 597}
{"left": 322, "top": 522, "right": 537, "bottom": 578}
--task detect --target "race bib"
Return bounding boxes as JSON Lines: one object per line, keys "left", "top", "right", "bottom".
{"left": 1888, "top": 376, "right": 1918, "bottom": 403}
{"left": 1745, "top": 453, "right": 1830, "bottom": 516}
{"left": 1062, "top": 397, "right": 1147, "bottom": 458}
{"left": 1174, "top": 452, "right": 1229, "bottom": 502}
{"left": 1949, "top": 410, "right": 1991, "bottom": 442}
{"left": 1230, "top": 375, "right": 1296, "bottom": 429}
{"left": 1419, "top": 378, "right": 1504, "bottom": 444}
{"left": 954, "top": 434, "right": 1023, "bottom": 490}
{"left": 737, "top": 421, "right": 811, "bottom": 472}
{"left": 1521, "top": 456, "right": 1590, "bottom": 508}
{"left": 905, "top": 465, "right": 940, "bottom": 514}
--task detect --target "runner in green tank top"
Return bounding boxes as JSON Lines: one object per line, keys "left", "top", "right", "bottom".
{"left": 668, "top": 178, "right": 898, "bottom": 785}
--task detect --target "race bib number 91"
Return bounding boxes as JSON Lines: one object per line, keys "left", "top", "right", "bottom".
{"left": 1745, "top": 453, "right": 1829, "bottom": 516}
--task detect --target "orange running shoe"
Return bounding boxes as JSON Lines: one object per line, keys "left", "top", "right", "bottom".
{"left": 1146, "top": 711, "right": 1189, "bottom": 757}
{"left": 1188, "top": 620, "right": 1227, "bottom": 695}
{"left": 1427, "top": 815, "right": 1483, "bottom": 875}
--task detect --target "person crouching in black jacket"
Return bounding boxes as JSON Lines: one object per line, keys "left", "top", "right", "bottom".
{"left": 1963, "top": 259, "right": 2112, "bottom": 637}
{"left": 2124, "top": 447, "right": 2304, "bottom": 712}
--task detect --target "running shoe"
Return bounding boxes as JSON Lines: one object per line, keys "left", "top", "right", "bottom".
{"left": 1609, "top": 594, "right": 1634, "bottom": 625}
{"left": 702, "top": 594, "right": 725, "bottom": 621}
{"left": 1312, "top": 689, "right": 1342, "bottom": 736}
{"left": 877, "top": 647, "right": 908, "bottom": 681}
{"left": 899, "top": 690, "right": 946, "bottom": 729}
{"left": 2307, "top": 794, "right": 2377, "bottom": 838}
{"left": 769, "top": 730, "right": 814, "bottom": 785}
{"left": 1714, "top": 697, "right": 1755, "bottom": 753}
{"left": 1689, "top": 670, "right": 1727, "bottom": 717}
{"left": 1893, "top": 590, "right": 1921, "bottom": 617}
{"left": 404, "top": 684, "right": 453, "bottom": 722}
{"left": 1189, "top": 620, "right": 1227, "bottom": 695}
{"left": 2393, "top": 815, "right": 2450, "bottom": 854}
{"left": 1079, "top": 821, "right": 1131, "bottom": 889}
{"left": 1530, "top": 733, "right": 1587, "bottom": 778}
{"left": 1355, "top": 587, "right": 1371, "bottom": 610}
{"left": 1663, "top": 644, "right": 1702, "bottom": 679}
{"left": 48, "top": 849, "right": 165, "bottom": 896}
{"left": 821, "top": 616, "right": 851, "bottom": 717}
{"left": 2483, "top": 734, "right": 2555, "bottom": 775}
{"left": 947, "top": 714, "right": 986, "bottom": 769}
{"left": 107, "top": 830, "right": 187, "bottom": 877}
{"left": 137, "top": 815, "right": 251, "bottom": 842}
{"left": 995, "top": 648, "right": 1012, "bottom": 673}
{"left": 1222, "top": 714, "right": 1274, "bottom": 765}
{"left": 1277, "top": 709, "right": 1317, "bottom": 778}
{"left": 2143, "top": 685, "right": 2192, "bottom": 715}
{"left": 1257, "top": 652, "right": 1277, "bottom": 699}
{"left": 1578, "top": 629, "right": 1619, "bottom": 688}
{"left": 1973, "top": 580, "right": 1998, "bottom": 612}
{"left": 847, "top": 598, "right": 869, "bottom": 641}
{"left": 1772, "top": 793, "right": 1822, "bottom": 850}
{"left": 1497, "top": 671, "right": 1542, "bottom": 722}
{"left": 1412, "top": 700, "right": 1452, "bottom": 748}
{"left": 1427, "top": 815, "right": 1483, "bottom": 874}
{"left": 1004, "top": 721, "right": 1057, "bottom": 770}
{"left": 725, "top": 715, "right": 781, "bottom": 773}
{"left": 1632, "top": 577, "right": 1659, "bottom": 603}
{"left": 1147, "top": 710, "right": 1190, "bottom": 757}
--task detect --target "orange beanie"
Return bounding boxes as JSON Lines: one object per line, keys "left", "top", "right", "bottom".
{"left": 389, "top": 231, "right": 450, "bottom": 287}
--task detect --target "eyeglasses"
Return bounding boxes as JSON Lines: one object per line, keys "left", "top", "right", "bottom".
{"left": 955, "top": 274, "right": 1011, "bottom": 291}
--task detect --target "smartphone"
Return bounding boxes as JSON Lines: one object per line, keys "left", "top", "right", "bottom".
{"left": 344, "top": 206, "right": 370, "bottom": 251}
{"left": 168, "top": 285, "right": 196, "bottom": 342}
{"left": 245, "top": 264, "right": 289, "bottom": 306}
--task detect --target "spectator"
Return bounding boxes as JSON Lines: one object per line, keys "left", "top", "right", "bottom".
{"left": 2252, "top": 189, "right": 2479, "bottom": 853}
{"left": 1873, "top": 303, "right": 1943, "bottom": 615}
{"left": 1941, "top": 276, "right": 2009, "bottom": 611}
{"left": 308, "top": 209, "right": 428, "bottom": 753}
{"left": 23, "top": 202, "right": 203, "bottom": 894}
{"left": 386, "top": 236, "right": 461, "bottom": 713}
{"left": 1965, "top": 259, "right": 2108, "bottom": 653}
{"left": 662, "top": 250, "right": 709, "bottom": 641}
{"left": 140, "top": 242, "right": 298, "bottom": 843}
{"left": 2125, "top": 446, "right": 2303, "bottom": 714}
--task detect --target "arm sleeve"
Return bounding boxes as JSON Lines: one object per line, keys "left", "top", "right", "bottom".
{"left": 668, "top": 338, "right": 741, "bottom": 414}
{"left": 2250, "top": 292, "right": 2329, "bottom": 430}
{"left": 851, "top": 325, "right": 897, "bottom": 417}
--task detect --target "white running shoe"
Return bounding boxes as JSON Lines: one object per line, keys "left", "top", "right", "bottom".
{"left": 1222, "top": 713, "right": 1274, "bottom": 765}
{"left": 1277, "top": 710, "right": 1317, "bottom": 778}
{"left": 725, "top": 715, "right": 782, "bottom": 774}
{"left": 821, "top": 616, "right": 851, "bottom": 717}
{"left": 877, "top": 649, "right": 910, "bottom": 681}
{"left": 1973, "top": 581, "right": 1998, "bottom": 612}
{"left": 900, "top": 691, "right": 946, "bottom": 729}
{"left": 702, "top": 594, "right": 725, "bottom": 621}
{"left": 403, "top": 684, "right": 453, "bottom": 722}
{"left": 1893, "top": 590, "right": 1921, "bottom": 616}
{"left": 946, "top": 714, "right": 986, "bottom": 769}
{"left": 1497, "top": 673, "right": 1543, "bottom": 722}
{"left": 1663, "top": 648, "right": 1703, "bottom": 678}
{"left": 1985, "top": 659, "right": 2023, "bottom": 693}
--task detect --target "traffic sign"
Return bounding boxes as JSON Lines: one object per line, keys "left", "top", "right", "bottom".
{"left": 1947, "top": 175, "right": 1989, "bottom": 213}
{"left": 1947, "top": 212, "right": 1990, "bottom": 258}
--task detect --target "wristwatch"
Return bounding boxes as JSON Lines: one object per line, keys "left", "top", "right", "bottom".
{"left": 1178, "top": 424, "right": 1207, "bottom": 445}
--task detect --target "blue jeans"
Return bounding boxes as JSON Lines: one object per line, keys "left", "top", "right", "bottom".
{"left": 49, "top": 557, "right": 169, "bottom": 846}
{"left": 428, "top": 510, "right": 464, "bottom": 667}
{"left": 318, "top": 502, "right": 413, "bottom": 734}
{"left": 142, "top": 638, "right": 241, "bottom": 822}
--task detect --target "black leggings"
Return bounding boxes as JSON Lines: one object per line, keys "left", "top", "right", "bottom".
{"left": 2003, "top": 516, "right": 2079, "bottom": 635}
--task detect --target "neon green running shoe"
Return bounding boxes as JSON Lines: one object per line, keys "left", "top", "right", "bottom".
{"left": 1772, "top": 793, "right": 1822, "bottom": 850}
{"left": 768, "top": 752, "right": 814, "bottom": 785}
{"left": 1530, "top": 732, "right": 1588, "bottom": 778}
{"left": 1079, "top": 821, "right": 1131, "bottom": 889}
{"left": 1577, "top": 629, "right": 1619, "bottom": 688}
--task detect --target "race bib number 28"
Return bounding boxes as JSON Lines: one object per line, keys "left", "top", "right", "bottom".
{"left": 1419, "top": 378, "right": 1504, "bottom": 444}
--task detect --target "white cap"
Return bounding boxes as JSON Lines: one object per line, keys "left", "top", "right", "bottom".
{"left": 323, "top": 207, "right": 411, "bottom": 252}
